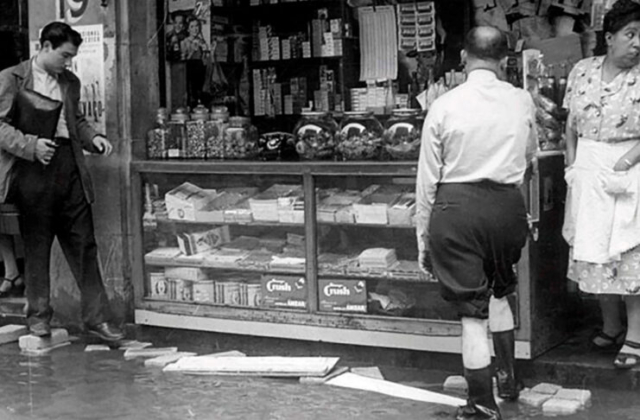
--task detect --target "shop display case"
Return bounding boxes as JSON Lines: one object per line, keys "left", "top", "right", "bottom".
{"left": 131, "top": 151, "right": 571, "bottom": 359}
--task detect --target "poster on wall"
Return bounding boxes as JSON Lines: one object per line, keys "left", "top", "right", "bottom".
{"left": 56, "top": 0, "right": 102, "bottom": 25}
{"left": 73, "top": 24, "right": 106, "bottom": 133}
{"left": 166, "top": 0, "right": 211, "bottom": 62}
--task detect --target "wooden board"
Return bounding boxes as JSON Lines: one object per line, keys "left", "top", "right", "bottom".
{"left": 163, "top": 356, "right": 339, "bottom": 377}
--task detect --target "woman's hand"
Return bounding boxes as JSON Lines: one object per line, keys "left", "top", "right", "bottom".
{"left": 613, "top": 157, "right": 634, "bottom": 172}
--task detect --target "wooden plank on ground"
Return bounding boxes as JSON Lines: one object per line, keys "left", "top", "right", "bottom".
{"left": 163, "top": 356, "right": 339, "bottom": 377}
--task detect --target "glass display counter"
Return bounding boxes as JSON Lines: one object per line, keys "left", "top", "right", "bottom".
{"left": 131, "top": 152, "right": 571, "bottom": 359}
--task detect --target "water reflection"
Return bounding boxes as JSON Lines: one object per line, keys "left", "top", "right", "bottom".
{"left": 0, "top": 343, "right": 638, "bottom": 419}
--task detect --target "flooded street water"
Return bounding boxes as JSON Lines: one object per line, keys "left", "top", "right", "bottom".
{"left": 0, "top": 341, "right": 638, "bottom": 420}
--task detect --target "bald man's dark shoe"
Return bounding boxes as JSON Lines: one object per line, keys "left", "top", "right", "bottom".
{"left": 86, "top": 322, "right": 124, "bottom": 342}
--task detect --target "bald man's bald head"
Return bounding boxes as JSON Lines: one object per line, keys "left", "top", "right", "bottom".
{"left": 464, "top": 26, "right": 508, "bottom": 62}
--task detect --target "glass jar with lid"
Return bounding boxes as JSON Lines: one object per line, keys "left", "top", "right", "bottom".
{"left": 206, "top": 106, "right": 229, "bottom": 159}
{"left": 382, "top": 108, "right": 422, "bottom": 160}
{"left": 146, "top": 107, "right": 170, "bottom": 159}
{"left": 293, "top": 111, "right": 338, "bottom": 160}
{"left": 223, "top": 116, "right": 259, "bottom": 159}
{"left": 336, "top": 111, "right": 383, "bottom": 160}
{"left": 167, "top": 107, "right": 189, "bottom": 159}
{"left": 185, "top": 103, "right": 209, "bottom": 159}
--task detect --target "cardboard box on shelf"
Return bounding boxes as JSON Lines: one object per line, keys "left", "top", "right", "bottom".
{"left": 164, "top": 267, "right": 208, "bottom": 282}
{"left": 260, "top": 274, "right": 307, "bottom": 309}
{"left": 195, "top": 187, "right": 259, "bottom": 223}
{"left": 176, "top": 226, "right": 231, "bottom": 256}
{"left": 388, "top": 193, "right": 416, "bottom": 226}
{"left": 318, "top": 279, "right": 367, "bottom": 313}
{"left": 165, "top": 182, "right": 217, "bottom": 221}
{"left": 149, "top": 272, "right": 170, "bottom": 299}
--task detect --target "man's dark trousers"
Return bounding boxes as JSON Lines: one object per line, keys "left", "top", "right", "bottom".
{"left": 11, "top": 139, "right": 112, "bottom": 327}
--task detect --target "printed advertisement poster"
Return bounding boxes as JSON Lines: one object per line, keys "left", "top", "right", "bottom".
{"left": 73, "top": 24, "right": 106, "bottom": 133}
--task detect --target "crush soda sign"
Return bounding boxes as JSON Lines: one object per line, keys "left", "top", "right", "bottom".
{"left": 261, "top": 275, "right": 307, "bottom": 309}
{"left": 319, "top": 279, "right": 367, "bottom": 313}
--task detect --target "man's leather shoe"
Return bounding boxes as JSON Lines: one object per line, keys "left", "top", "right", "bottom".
{"left": 30, "top": 322, "right": 51, "bottom": 337}
{"left": 87, "top": 322, "right": 124, "bottom": 342}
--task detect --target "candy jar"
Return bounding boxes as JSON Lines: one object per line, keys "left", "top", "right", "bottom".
{"left": 336, "top": 111, "right": 383, "bottom": 160}
{"left": 223, "top": 116, "right": 259, "bottom": 159}
{"left": 185, "top": 103, "right": 209, "bottom": 159}
{"left": 146, "top": 107, "right": 170, "bottom": 159}
{"left": 293, "top": 111, "right": 338, "bottom": 160}
{"left": 167, "top": 107, "right": 189, "bottom": 159}
{"left": 382, "top": 108, "right": 422, "bottom": 160}
{"left": 206, "top": 106, "right": 229, "bottom": 159}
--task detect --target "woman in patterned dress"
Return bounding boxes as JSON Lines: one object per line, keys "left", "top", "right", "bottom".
{"left": 563, "top": 0, "right": 640, "bottom": 369}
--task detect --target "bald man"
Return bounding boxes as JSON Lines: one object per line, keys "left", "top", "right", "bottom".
{"left": 416, "top": 26, "right": 538, "bottom": 420}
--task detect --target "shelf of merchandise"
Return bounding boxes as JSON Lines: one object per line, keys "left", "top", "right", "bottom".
{"left": 131, "top": 154, "right": 571, "bottom": 359}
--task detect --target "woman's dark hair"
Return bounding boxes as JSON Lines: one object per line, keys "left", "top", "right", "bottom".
{"left": 39, "top": 22, "right": 82, "bottom": 49}
{"left": 603, "top": 0, "right": 640, "bottom": 34}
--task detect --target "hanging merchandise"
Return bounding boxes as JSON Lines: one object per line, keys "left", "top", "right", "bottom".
{"left": 359, "top": 5, "right": 398, "bottom": 81}
{"left": 397, "top": 1, "right": 437, "bottom": 53}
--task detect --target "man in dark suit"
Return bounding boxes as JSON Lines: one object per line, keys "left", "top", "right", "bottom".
{"left": 0, "top": 22, "right": 123, "bottom": 342}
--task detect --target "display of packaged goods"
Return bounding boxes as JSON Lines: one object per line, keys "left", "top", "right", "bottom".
{"left": 218, "top": 281, "right": 241, "bottom": 305}
{"left": 194, "top": 187, "right": 259, "bottom": 223}
{"left": 277, "top": 196, "right": 305, "bottom": 224}
{"left": 261, "top": 274, "right": 307, "bottom": 309}
{"left": 145, "top": 247, "right": 182, "bottom": 265}
{"left": 238, "top": 250, "right": 274, "bottom": 270}
{"left": 223, "top": 198, "right": 254, "bottom": 224}
{"left": 257, "top": 236, "right": 287, "bottom": 253}
{"left": 175, "top": 253, "right": 206, "bottom": 264}
{"left": 317, "top": 189, "right": 362, "bottom": 223}
{"left": 318, "top": 253, "right": 350, "bottom": 275}
{"left": 203, "top": 249, "right": 249, "bottom": 267}
{"left": 170, "top": 279, "right": 193, "bottom": 302}
{"left": 165, "top": 182, "right": 218, "bottom": 221}
{"left": 318, "top": 279, "right": 367, "bottom": 313}
{"left": 388, "top": 260, "right": 423, "bottom": 281}
{"left": 387, "top": 193, "right": 417, "bottom": 226}
{"left": 269, "top": 256, "right": 306, "bottom": 272}
{"left": 249, "top": 184, "right": 302, "bottom": 222}
{"left": 246, "top": 283, "right": 262, "bottom": 307}
{"left": 358, "top": 248, "right": 398, "bottom": 269}
{"left": 281, "top": 245, "right": 306, "bottom": 259}
{"left": 164, "top": 267, "right": 208, "bottom": 282}
{"left": 220, "top": 236, "right": 261, "bottom": 251}
{"left": 193, "top": 280, "right": 215, "bottom": 303}
{"left": 176, "top": 226, "right": 231, "bottom": 256}
{"left": 149, "top": 272, "right": 170, "bottom": 299}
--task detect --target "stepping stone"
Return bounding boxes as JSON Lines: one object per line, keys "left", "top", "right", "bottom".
{"left": 144, "top": 352, "right": 197, "bottom": 368}
{"left": 531, "top": 382, "right": 562, "bottom": 395}
{"left": 19, "top": 329, "right": 69, "bottom": 351}
{"left": 124, "top": 347, "right": 178, "bottom": 360}
{"left": 85, "top": 344, "right": 111, "bottom": 352}
{"left": 554, "top": 388, "right": 592, "bottom": 408}
{"left": 542, "top": 398, "right": 582, "bottom": 416}
{"left": 518, "top": 389, "right": 553, "bottom": 408}
{"left": 0, "top": 325, "right": 28, "bottom": 345}
{"left": 443, "top": 375, "right": 468, "bottom": 393}
{"left": 118, "top": 340, "right": 152, "bottom": 349}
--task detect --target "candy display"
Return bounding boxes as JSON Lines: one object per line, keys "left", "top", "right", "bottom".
{"left": 293, "top": 111, "right": 338, "bottom": 160}
{"left": 382, "top": 108, "right": 423, "bottom": 160}
{"left": 185, "top": 104, "right": 210, "bottom": 159}
{"left": 206, "top": 106, "right": 229, "bottom": 160}
{"left": 223, "top": 116, "right": 259, "bottom": 159}
{"left": 167, "top": 108, "right": 189, "bottom": 159}
{"left": 336, "top": 111, "right": 383, "bottom": 161}
{"left": 146, "top": 108, "right": 170, "bottom": 160}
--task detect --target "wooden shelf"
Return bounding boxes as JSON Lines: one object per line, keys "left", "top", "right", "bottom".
{"left": 155, "top": 216, "right": 414, "bottom": 229}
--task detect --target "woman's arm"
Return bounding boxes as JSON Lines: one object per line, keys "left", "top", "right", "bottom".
{"left": 565, "top": 117, "right": 577, "bottom": 167}
{"left": 614, "top": 141, "right": 640, "bottom": 171}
